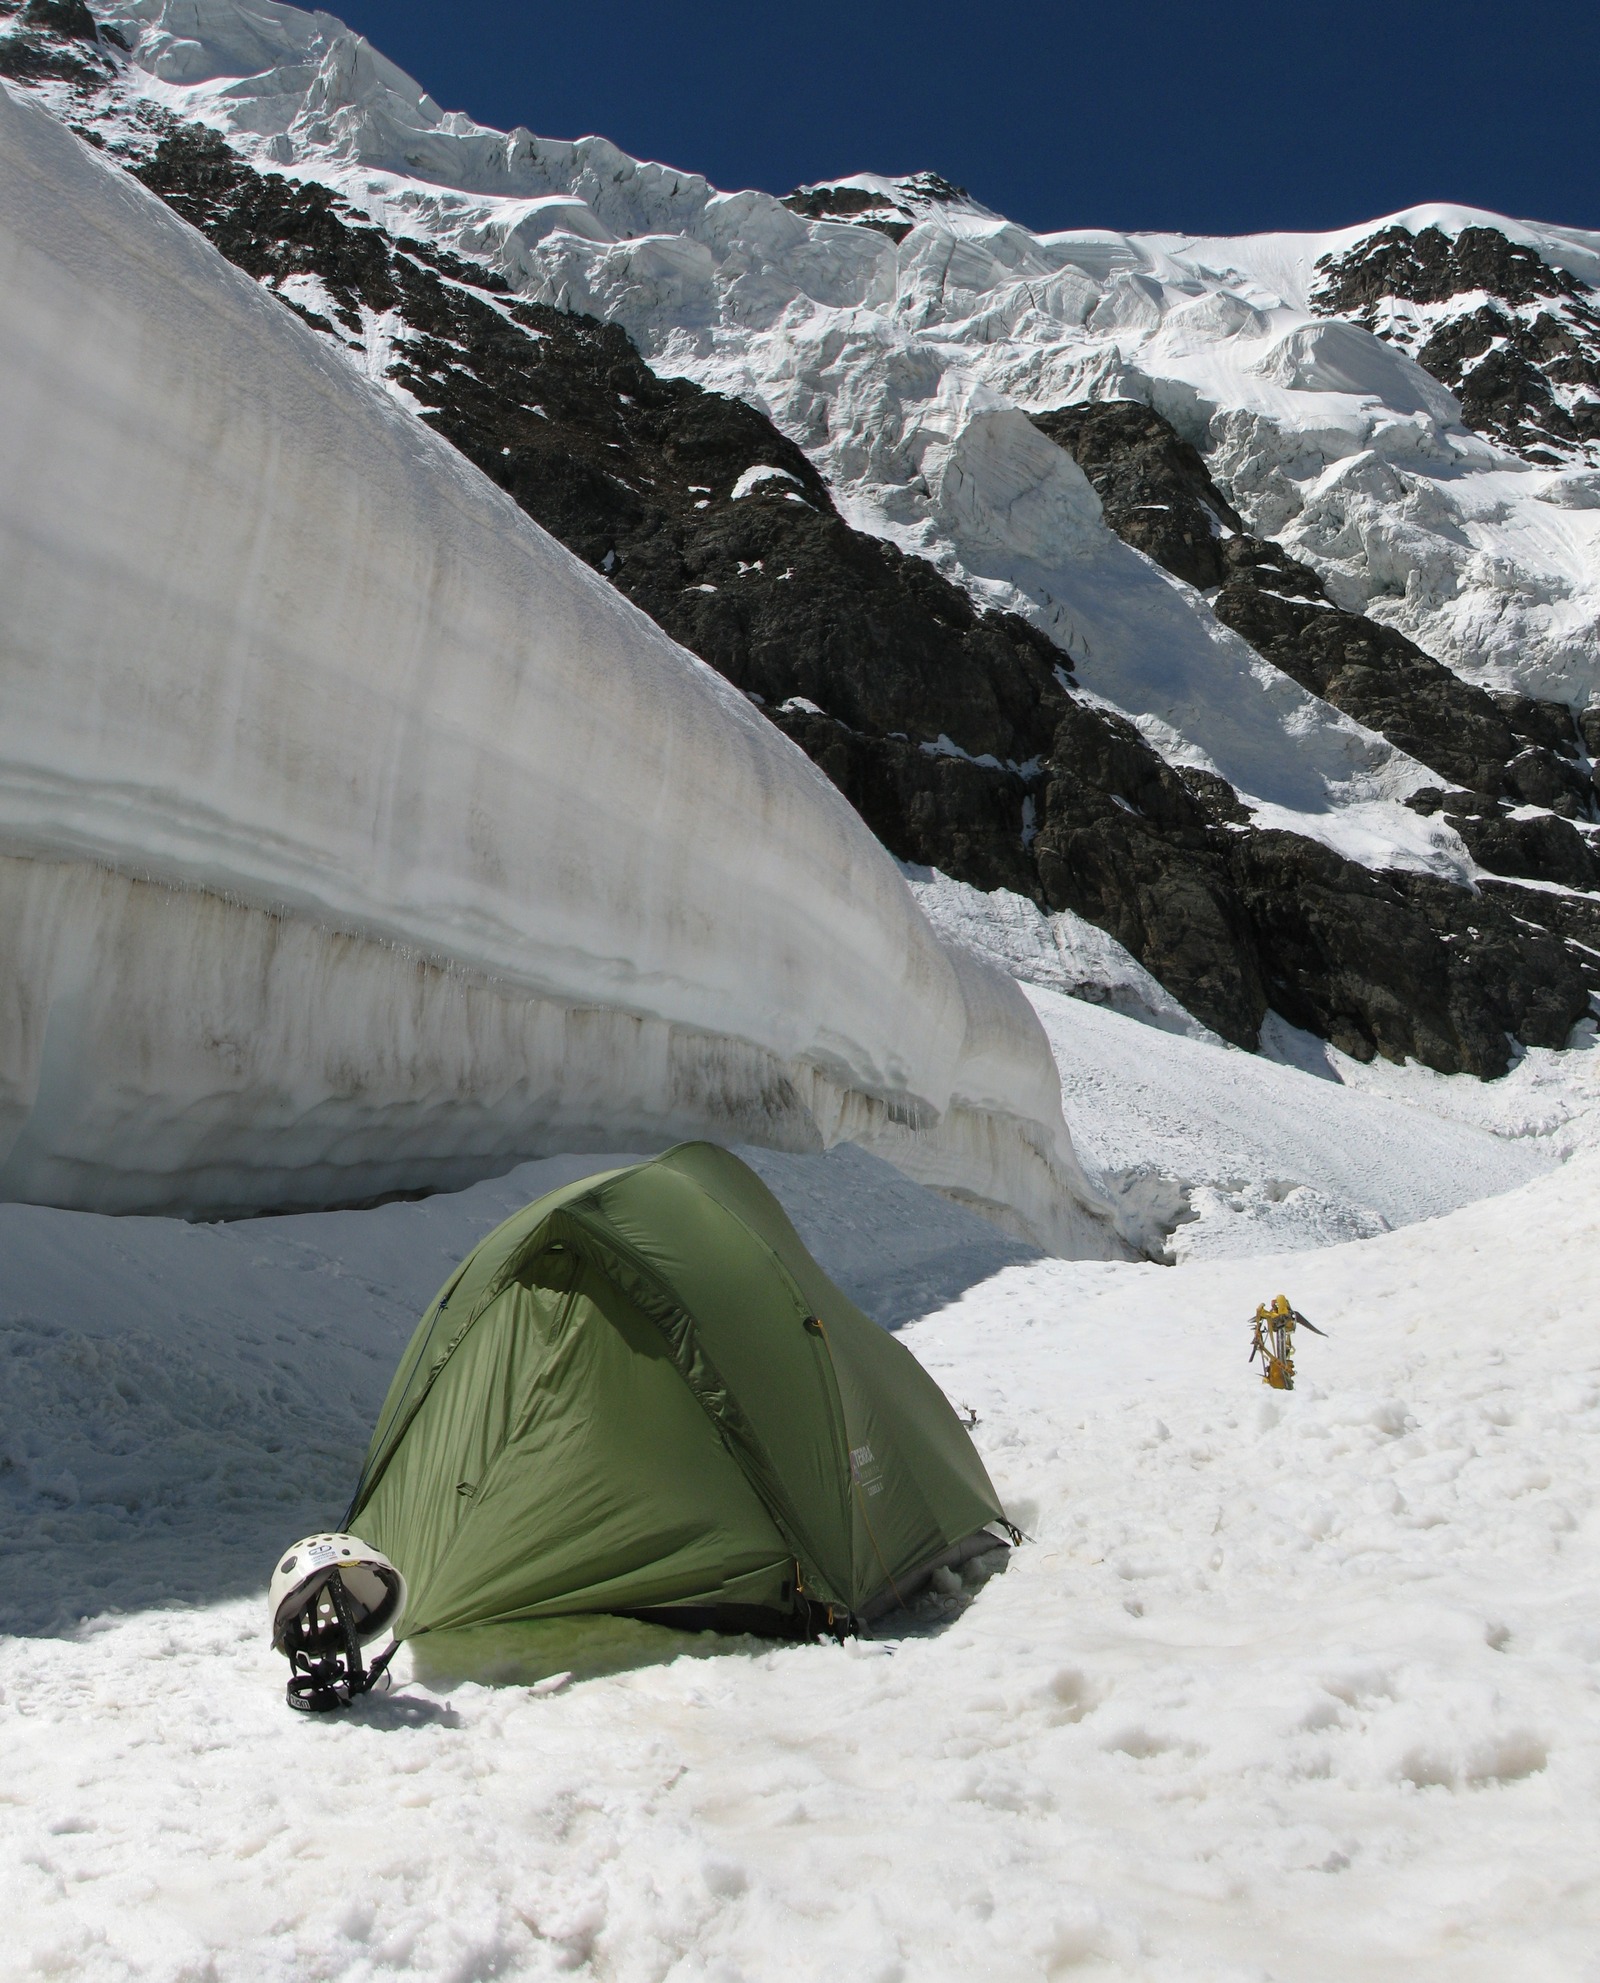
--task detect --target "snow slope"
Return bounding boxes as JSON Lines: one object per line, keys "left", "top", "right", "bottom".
{"left": 0, "top": 81, "right": 1112, "bottom": 1253}
{"left": 1023, "top": 983, "right": 1559, "bottom": 1260}
{"left": 45, "top": 0, "right": 1600, "bottom": 875}
{"left": 4, "top": 974, "right": 1574, "bottom": 1635}
{"left": 4, "top": 1145, "right": 1598, "bottom": 1979}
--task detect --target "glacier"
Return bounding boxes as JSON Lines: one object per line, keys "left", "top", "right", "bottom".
{"left": 0, "top": 80, "right": 1116, "bottom": 1252}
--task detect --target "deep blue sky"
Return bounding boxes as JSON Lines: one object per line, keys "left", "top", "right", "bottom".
{"left": 328, "top": 2, "right": 1599, "bottom": 237}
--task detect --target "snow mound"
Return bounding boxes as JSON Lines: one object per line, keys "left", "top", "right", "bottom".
{"left": 1248, "top": 318, "right": 1461, "bottom": 421}
{"left": 0, "top": 82, "right": 1113, "bottom": 1255}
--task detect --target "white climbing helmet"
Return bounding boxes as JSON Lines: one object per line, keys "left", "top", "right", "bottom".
{"left": 269, "top": 1533, "right": 406, "bottom": 1649}
{"left": 269, "top": 1533, "right": 407, "bottom": 1712}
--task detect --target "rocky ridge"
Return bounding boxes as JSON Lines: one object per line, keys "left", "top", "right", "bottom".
{"left": 1311, "top": 222, "right": 1600, "bottom": 465}
{"left": 779, "top": 173, "right": 972, "bottom": 244}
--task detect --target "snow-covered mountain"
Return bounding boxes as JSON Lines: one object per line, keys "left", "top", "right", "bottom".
{"left": 29, "top": 0, "right": 1597, "bottom": 718}
{"left": 3, "top": 0, "right": 1600, "bottom": 1230}
{"left": 10, "top": 20, "right": 1600, "bottom": 1962}
{"left": 9, "top": 0, "right": 1593, "bottom": 1079}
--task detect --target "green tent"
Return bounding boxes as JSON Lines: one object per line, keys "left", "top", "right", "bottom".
{"left": 346, "top": 1143, "right": 1010, "bottom": 1639}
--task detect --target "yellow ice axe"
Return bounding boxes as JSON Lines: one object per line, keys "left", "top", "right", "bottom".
{"left": 1248, "top": 1294, "right": 1326, "bottom": 1391}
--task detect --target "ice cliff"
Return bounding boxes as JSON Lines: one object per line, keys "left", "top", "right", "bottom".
{"left": 0, "top": 82, "right": 1116, "bottom": 1253}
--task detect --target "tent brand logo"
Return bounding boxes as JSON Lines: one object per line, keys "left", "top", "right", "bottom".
{"left": 850, "top": 1443, "right": 885, "bottom": 1496}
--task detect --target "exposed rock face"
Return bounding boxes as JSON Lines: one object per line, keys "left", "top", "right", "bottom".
{"left": 765, "top": 712, "right": 1039, "bottom": 898}
{"left": 41, "top": 117, "right": 1600, "bottom": 1078}
{"left": 1030, "top": 706, "right": 1598, "bottom": 1072}
{"left": 1228, "top": 839, "right": 1590, "bottom": 1072}
{"left": 1030, "top": 402, "right": 1245, "bottom": 589}
{"left": 1039, "top": 398, "right": 1600, "bottom": 880}
{"left": 779, "top": 173, "right": 970, "bottom": 243}
{"left": 1418, "top": 306, "right": 1600, "bottom": 459}
{"left": 1213, "top": 571, "right": 1516, "bottom": 798}
{"left": 1409, "top": 789, "right": 1599, "bottom": 892}
{"left": 1313, "top": 223, "right": 1581, "bottom": 314}
{"left": 1032, "top": 702, "right": 1268, "bottom": 1048}
{"left": 0, "top": 0, "right": 118, "bottom": 79}
{"left": 1311, "top": 223, "right": 1600, "bottom": 464}
{"left": 779, "top": 184, "right": 911, "bottom": 243}
{"left": 1032, "top": 399, "right": 1600, "bottom": 1065}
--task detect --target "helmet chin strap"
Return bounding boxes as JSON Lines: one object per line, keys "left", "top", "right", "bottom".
{"left": 284, "top": 1573, "right": 400, "bottom": 1714}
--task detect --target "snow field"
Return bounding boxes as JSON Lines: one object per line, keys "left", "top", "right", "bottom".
{"left": 4, "top": 1154, "right": 1598, "bottom": 1980}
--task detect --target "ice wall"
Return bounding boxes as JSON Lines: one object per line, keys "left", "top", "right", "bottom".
{"left": 0, "top": 84, "right": 1120, "bottom": 1256}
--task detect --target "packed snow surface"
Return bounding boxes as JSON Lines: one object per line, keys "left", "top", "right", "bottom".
{"left": 4, "top": 1140, "right": 1599, "bottom": 1978}
{"left": 1024, "top": 985, "right": 1561, "bottom": 1259}
{"left": 0, "top": 80, "right": 1109, "bottom": 1252}
{"left": 46, "top": 0, "right": 1600, "bottom": 892}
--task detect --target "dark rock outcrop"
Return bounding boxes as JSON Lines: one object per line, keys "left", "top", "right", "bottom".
{"left": 1210, "top": 571, "right": 1518, "bottom": 797}
{"left": 1312, "top": 222, "right": 1580, "bottom": 314}
{"left": 1040, "top": 400, "right": 1509, "bottom": 792}
{"left": 780, "top": 184, "right": 911, "bottom": 243}
{"left": 1417, "top": 307, "right": 1600, "bottom": 461}
{"left": 1311, "top": 222, "right": 1600, "bottom": 464}
{"left": 1407, "top": 792, "right": 1600, "bottom": 893}
{"left": 1230, "top": 838, "right": 1593, "bottom": 1070}
{"left": 768, "top": 709, "right": 1038, "bottom": 898}
{"left": 779, "top": 173, "right": 969, "bottom": 243}
{"left": 1031, "top": 402, "right": 1244, "bottom": 589}
{"left": 0, "top": 0, "right": 116, "bottom": 80}
{"left": 1032, "top": 701, "right": 1269, "bottom": 1046}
